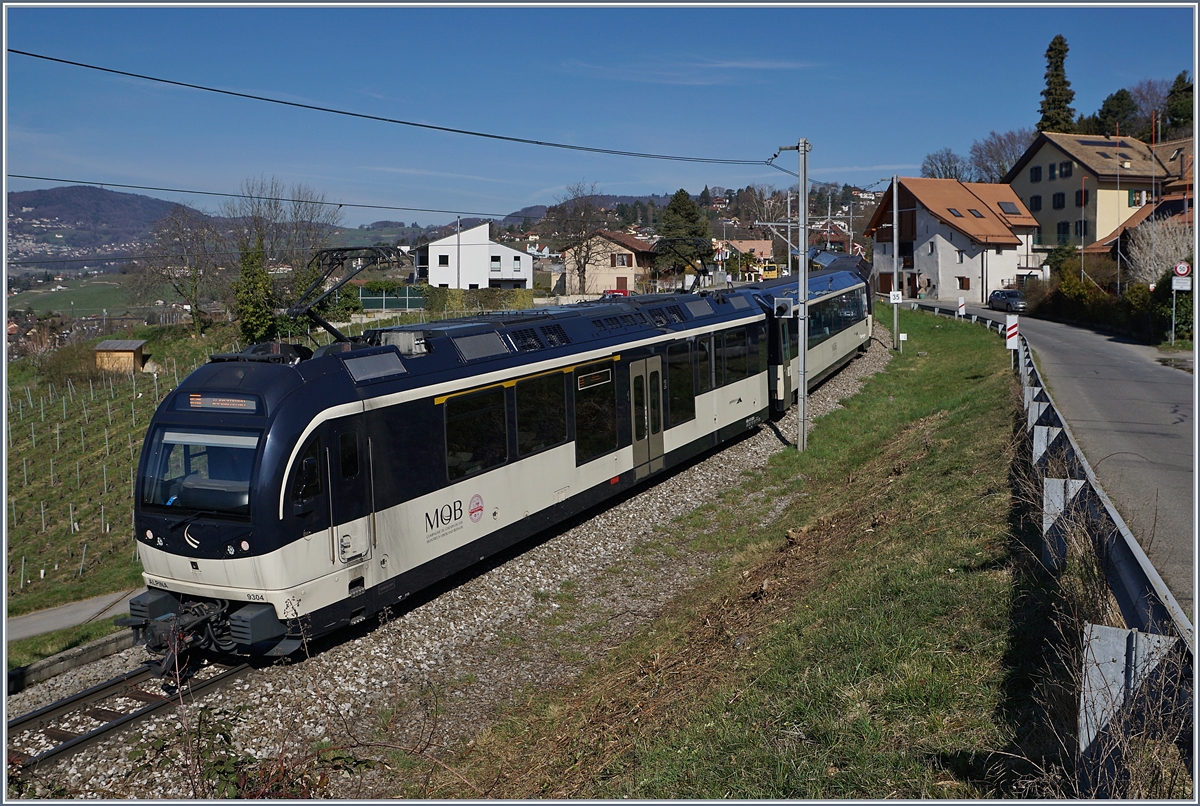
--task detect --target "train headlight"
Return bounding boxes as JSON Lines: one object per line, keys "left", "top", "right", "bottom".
{"left": 156, "top": 536, "right": 164, "bottom": 547}
{"left": 225, "top": 544, "right": 236, "bottom": 556}
{"left": 240, "top": 540, "right": 250, "bottom": 552}
{"left": 144, "top": 529, "right": 154, "bottom": 542}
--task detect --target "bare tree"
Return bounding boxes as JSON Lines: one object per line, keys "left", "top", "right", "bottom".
{"left": 1129, "top": 78, "right": 1171, "bottom": 132}
{"left": 219, "top": 176, "right": 344, "bottom": 306}
{"left": 128, "top": 204, "right": 225, "bottom": 336}
{"left": 1125, "top": 216, "right": 1194, "bottom": 285}
{"left": 969, "top": 128, "right": 1036, "bottom": 183}
{"left": 549, "top": 181, "right": 615, "bottom": 294}
{"left": 920, "top": 147, "right": 974, "bottom": 181}
{"left": 744, "top": 184, "right": 786, "bottom": 229}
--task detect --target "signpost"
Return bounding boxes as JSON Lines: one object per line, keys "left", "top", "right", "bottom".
{"left": 1171, "top": 262, "right": 1191, "bottom": 346}
{"left": 957, "top": 296, "right": 966, "bottom": 318}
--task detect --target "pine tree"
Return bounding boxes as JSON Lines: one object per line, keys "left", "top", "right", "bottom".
{"left": 1165, "top": 71, "right": 1193, "bottom": 136}
{"left": 232, "top": 234, "right": 278, "bottom": 345}
{"left": 1037, "top": 35, "right": 1076, "bottom": 133}
{"left": 657, "top": 189, "right": 714, "bottom": 274}
{"left": 699, "top": 186, "right": 712, "bottom": 207}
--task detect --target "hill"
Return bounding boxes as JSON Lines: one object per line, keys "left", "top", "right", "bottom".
{"left": 7, "top": 185, "right": 182, "bottom": 246}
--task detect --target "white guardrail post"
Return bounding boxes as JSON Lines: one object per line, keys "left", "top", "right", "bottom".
{"left": 912, "top": 303, "right": 1194, "bottom": 793}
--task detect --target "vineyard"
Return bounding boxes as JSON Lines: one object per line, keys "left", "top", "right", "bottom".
{"left": 6, "top": 314, "right": 424, "bottom": 618}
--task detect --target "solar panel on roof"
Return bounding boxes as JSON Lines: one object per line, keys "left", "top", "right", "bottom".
{"left": 998, "top": 201, "right": 1020, "bottom": 215}
{"left": 1078, "top": 139, "right": 1129, "bottom": 147}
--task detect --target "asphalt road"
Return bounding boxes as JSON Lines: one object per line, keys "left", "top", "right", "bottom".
{"left": 6, "top": 589, "right": 139, "bottom": 643}
{"left": 925, "top": 301, "right": 1194, "bottom": 620}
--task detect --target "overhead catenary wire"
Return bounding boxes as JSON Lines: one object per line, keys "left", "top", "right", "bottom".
{"left": 9, "top": 49, "right": 773, "bottom": 168}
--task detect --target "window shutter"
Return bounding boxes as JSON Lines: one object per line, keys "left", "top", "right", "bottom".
{"left": 611, "top": 254, "right": 617, "bottom": 267}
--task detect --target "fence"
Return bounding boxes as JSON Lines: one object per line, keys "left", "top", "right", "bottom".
{"left": 915, "top": 302, "right": 1194, "bottom": 794}
{"left": 357, "top": 286, "right": 425, "bottom": 312}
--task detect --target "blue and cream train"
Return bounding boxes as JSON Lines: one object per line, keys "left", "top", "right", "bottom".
{"left": 121, "top": 270, "right": 872, "bottom": 665}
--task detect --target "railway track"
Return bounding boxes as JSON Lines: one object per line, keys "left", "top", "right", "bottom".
{"left": 6, "top": 660, "right": 250, "bottom": 774}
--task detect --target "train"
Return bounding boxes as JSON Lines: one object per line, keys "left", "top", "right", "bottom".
{"left": 118, "top": 269, "right": 872, "bottom": 673}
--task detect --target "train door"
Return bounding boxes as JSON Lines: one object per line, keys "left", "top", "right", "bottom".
{"left": 629, "top": 357, "right": 664, "bottom": 479}
{"left": 327, "top": 423, "right": 373, "bottom": 567}
{"left": 779, "top": 319, "right": 794, "bottom": 404}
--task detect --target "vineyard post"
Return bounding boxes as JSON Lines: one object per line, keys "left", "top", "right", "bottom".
{"left": 23, "top": 457, "right": 28, "bottom": 486}
{"left": 20, "top": 556, "right": 25, "bottom": 590}
{"left": 77, "top": 544, "right": 87, "bottom": 578}
{"left": 69, "top": 502, "right": 74, "bottom": 531}
{"left": 41, "top": 501, "right": 46, "bottom": 532}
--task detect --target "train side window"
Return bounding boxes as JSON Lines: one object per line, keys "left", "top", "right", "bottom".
{"left": 666, "top": 342, "right": 695, "bottom": 426}
{"left": 446, "top": 387, "right": 508, "bottom": 480}
{"left": 697, "top": 335, "right": 713, "bottom": 394}
{"left": 292, "top": 437, "right": 322, "bottom": 500}
{"left": 756, "top": 323, "right": 768, "bottom": 373}
{"left": 649, "top": 368, "right": 661, "bottom": 435}
{"left": 339, "top": 431, "right": 359, "bottom": 478}
{"left": 574, "top": 361, "right": 618, "bottom": 465}
{"left": 787, "top": 318, "right": 800, "bottom": 362}
{"left": 516, "top": 373, "right": 568, "bottom": 457}
{"left": 723, "top": 328, "right": 747, "bottom": 384}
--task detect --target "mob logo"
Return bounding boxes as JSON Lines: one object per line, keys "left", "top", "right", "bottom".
{"left": 425, "top": 500, "right": 463, "bottom": 533}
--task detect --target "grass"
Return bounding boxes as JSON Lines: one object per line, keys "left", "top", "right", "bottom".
{"left": 376, "top": 309, "right": 1034, "bottom": 798}
{"left": 6, "top": 618, "right": 127, "bottom": 671}
{"left": 8, "top": 274, "right": 151, "bottom": 318}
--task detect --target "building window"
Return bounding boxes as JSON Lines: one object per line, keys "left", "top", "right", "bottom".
{"left": 1049, "top": 163, "right": 1057, "bottom": 180}
{"left": 1075, "top": 189, "right": 1089, "bottom": 207}
{"left": 611, "top": 253, "right": 631, "bottom": 267}
{"left": 1030, "top": 166, "right": 1042, "bottom": 182}
{"left": 956, "top": 251, "right": 964, "bottom": 264}
{"left": 468, "top": 284, "right": 479, "bottom": 290}
{"left": 1074, "top": 220, "right": 1088, "bottom": 237}
{"left": 968, "top": 209, "right": 984, "bottom": 218}
{"left": 1029, "top": 195, "right": 1042, "bottom": 211}
{"left": 1056, "top": 222, "right": 1070, "bottom": 244}
{"left": 1060, "top": 161, "right": 1073, "bottom": 178}
{"left": 928, "top": 242, "right": 935, "bottom": 254}
{"left": 490, "top": 255, "right": 501, "bottom": 272}
{"left": 957, "top": 276, "right": 971, "bottom": 290}
{"left": 1052, "top": 193, "right": 1066, "bottom": 209}
{"left": 1129, "top": 189, "right": 1148, "bottom": 207}
{"left": 438, "top": 254, "right": 449, "bottom": 267}
{"left": 995, "top": 248, "right": 1003, "bottom": 255}
{"left": 948, "top": 208, "right": 963, "bottom": 217}
{"left": 513, "top": 256, "right": 522, "bottom": 270}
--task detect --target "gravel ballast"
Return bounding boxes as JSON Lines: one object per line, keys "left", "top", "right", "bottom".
{"left": 7, "top": 340, "right": 892, "bottom": 798}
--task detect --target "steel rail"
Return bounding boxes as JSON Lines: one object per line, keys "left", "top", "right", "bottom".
{"left": 7, "top": 662, "right": 251, "bottom": 771}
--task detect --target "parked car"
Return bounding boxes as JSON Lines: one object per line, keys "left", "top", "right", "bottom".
{"left": 988, "top": 289, "right": 1027, "bottom": 312}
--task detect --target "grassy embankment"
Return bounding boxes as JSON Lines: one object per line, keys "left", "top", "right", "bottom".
{"left": 379, "top": 309, "right": 1049, "bottom": 798}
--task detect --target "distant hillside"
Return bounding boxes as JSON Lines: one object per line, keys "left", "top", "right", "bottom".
{"left": 7, "top": 185, "right": 183, "bottom": 246}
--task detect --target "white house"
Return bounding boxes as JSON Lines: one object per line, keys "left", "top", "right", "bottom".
{"left": 865, "top": 177, "right": 1040, "bottom": 302}
{"left": 414, "top": 223, "right": 533, "bottom": 289}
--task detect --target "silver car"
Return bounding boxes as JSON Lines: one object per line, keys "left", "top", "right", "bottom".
{"left": 988, "top": 289, "right": 1027, "bottom": 312}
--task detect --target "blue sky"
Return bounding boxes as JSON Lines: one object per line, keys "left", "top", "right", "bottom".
{"left": 4, "top": 4, "right": 1196, "bottom": 228}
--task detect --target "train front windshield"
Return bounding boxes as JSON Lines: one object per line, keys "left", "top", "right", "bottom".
{"left": 141, "top": 428, "right": 261, "bottom": 517}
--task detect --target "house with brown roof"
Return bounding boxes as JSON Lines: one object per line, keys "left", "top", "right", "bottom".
{"left": 1003, "top": 132, "right": 1171, "bottom": 256}
{"left": 561, "top": 230, "right": 657, "bottom": 294}
{"left": 864, "top": 177, "right": 1039, "bottom": 302}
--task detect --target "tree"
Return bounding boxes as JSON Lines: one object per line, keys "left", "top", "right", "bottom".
{"left": 129, "top": 203, "right": 224, "bottom": 337}
{"left": 230, "top": 234, "right": 277, "bottom": 344}
{"left": 1037, "top": 34, "right": 1076, "bottom": 133}
{"left": 968, "top": 128, "right": 1035, "bottom": 183}
{"left": 1093, "top": 89, "right": 1138, "bottom": 136}
{"left": 1129, "top": 77, "right": 1170, "bottom": 139}
{"left": 1164, "top": 71, "right": 1193, "bottom": 138}
{"left": 1125, "top": 216, "right": 1194, "bottom": 286}
{"left": 656, "top": 189, "right": 713, "bottom": 278}
{"left": 550, "top": 181, "right": 614, "bottom": 294}
{"left": 698, "top": 186, "right": 712, "bottom": 208}
{"left": 219, "top": 176, "right": 344, "bottom": 311}
{"left": 920, "top": 147, "right": 973, "bottom": 180}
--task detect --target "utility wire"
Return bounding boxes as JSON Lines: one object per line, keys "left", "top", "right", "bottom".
{"left": 10, "top": 49, "right": 774, "bottom": 167}
{"left": 7, "top": 174, "right": 515, "bottom": 219}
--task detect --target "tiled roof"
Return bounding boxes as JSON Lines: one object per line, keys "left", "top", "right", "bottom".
{"left": 864, "top": 177, "right": 1033, "bottom": 246}
{"left": 1004, "top": 132, "right": 1165, "bottom": 183}
{"left": 1085, "top": 192, "right": 1194, "bottom": 252}
{"left": 598, "top": 230, "right": 656, "bottom": 254}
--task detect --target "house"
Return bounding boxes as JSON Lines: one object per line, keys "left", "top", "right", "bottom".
{"left": 1002, "top": 132, "right": 1169, "bottom": 257}
{"left": 560, "top": 230, "right": 657, "bottom": 294}
{"left": 864, "top": 177, "right": 1039, "bottom": 301}
{"left": 412, "top": 223, "right": 532, "bottom": 290}
{"left": 94, "top": 339, "right": 148, "bottom": 374}
{"left": 715, "top": 238, "right": 774, "bottom": 264}
{"left": 1083, "top": 191, "right": 1194, "bottom": 271}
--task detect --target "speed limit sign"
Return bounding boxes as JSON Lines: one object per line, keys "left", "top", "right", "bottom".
{"left": 1174, "top": 261, "right": 1191, "bottom": 277}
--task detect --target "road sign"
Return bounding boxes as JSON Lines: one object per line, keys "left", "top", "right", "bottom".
{"left": 1172, "top": 275, "right": 1192, "bottom": 292}
{"left": 1174, "top": 261, "right": 1191, "bottom": 277}
{"left": 1005, "top": 314, "right": 1019, "bottom": 350}
{"left": 957, "top": 296, "right": 966, "bottom": 317}
{"left": 889, "top": 291, "right": 902, "bottom": 304}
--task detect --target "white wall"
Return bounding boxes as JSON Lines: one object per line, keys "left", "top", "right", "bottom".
{"left": 426, "top": 223, "right": 533, "bottom": 289}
